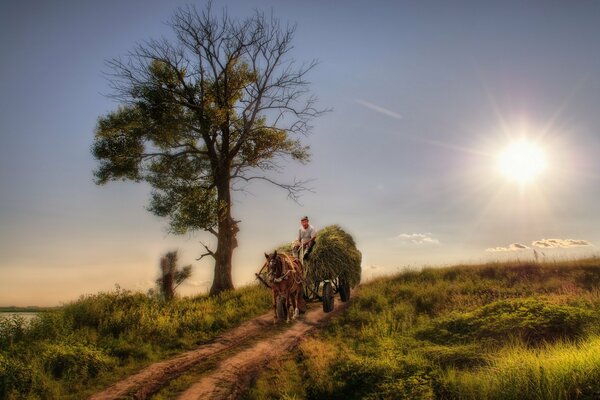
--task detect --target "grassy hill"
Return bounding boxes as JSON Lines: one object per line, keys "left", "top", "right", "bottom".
{"left": 249, "top": 258, "right": 600, "bottom": 400}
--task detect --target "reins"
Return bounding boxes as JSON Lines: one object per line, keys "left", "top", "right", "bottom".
{"left": 272, "top": 253, "right": 303, "bottom": 285}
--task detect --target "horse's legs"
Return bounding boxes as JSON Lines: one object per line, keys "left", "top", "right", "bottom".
{"left": 272, "top": 289, "right": 278, "bottom": 324}
{"left": 294, "top": 287, "right": 300, "bottom": 319}
{"left": 285, "top": 293, "right": 291, "bottom": 323}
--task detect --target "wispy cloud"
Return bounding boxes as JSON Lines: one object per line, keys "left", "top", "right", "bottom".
{"left": 354, "top": 98, "right": 403, "bottom": 120}
{"left": 532, "top": 238, "right": 592, "bottom": 249}
{"left": 486, "top": 238, "right": 593, "bottom": 252}
{"left": 485, "top": 243, "right": 529, "bottom": 252}
{"left": 396, "top": 233, "right": 439, "bottom": 245}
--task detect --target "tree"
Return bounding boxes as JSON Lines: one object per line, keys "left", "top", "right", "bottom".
{"left": 92, "top": 4, "right": 324, "bottom": 295}
{"left": 156, "top": 251, "right": 192, "bottom": 301}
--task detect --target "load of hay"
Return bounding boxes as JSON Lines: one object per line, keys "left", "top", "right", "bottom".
{"left": 276, "top": 225, "right": 361, "bottom": 287}
{"left": 309, "top": 225, "right": 361, "bottom": 286}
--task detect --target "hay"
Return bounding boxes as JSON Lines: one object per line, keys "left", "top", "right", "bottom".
{"left": 267, "top": 225, "right": 361, "bottom": 287}
{"left": 308, "top": 225, "right": 362, "bottom": 287}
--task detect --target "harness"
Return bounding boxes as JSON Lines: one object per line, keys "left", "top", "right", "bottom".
{"left": 273, "top": 253, "right": 303, "bottom": 285}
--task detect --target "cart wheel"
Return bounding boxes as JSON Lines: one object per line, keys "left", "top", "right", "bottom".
{"left": 322, "top": 281, "right": 334, "bottom": 313}
{"left": 276, "top": 296, "right": 288, "bottom": 322}
{"left": 339, "top": 276, "right": 351, "bottom": 302}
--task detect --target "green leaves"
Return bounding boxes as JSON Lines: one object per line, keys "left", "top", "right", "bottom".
{"left": 92, "top": 106, "right": 145, "bottom": 184}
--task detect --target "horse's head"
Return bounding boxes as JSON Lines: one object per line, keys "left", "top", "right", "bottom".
{"left": 264, "top": 250, "right": 283, "bottom": 279}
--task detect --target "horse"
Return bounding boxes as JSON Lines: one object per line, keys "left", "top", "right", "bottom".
{"left": 264, "top": 250, "right": 303, "bottom": 324}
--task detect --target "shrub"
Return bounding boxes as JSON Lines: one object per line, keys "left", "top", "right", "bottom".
{"left": 0, "top": 315, "right": 27, "bottom": 350}
{"left": 331, "top": 354, "right": 433, "bottom": 400}
{"left": 0, "top": 353, "right": 58, "bottom": 399}
{"left": 417, "top": 298, "right": 595, "bottom": 345}
{"left": 42, "top": 343, "right": 113, "bottom": 381}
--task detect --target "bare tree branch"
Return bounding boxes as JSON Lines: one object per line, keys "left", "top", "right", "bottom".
{"left": 196, "top": 241, "right": 216, "bottom": 261}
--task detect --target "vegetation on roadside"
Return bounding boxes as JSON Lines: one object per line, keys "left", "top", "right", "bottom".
{"left": 249, "top": 257, "right": 600, "bottom": 400}
{"left": 0, "top": 284, "right": 271, "bottom": 399}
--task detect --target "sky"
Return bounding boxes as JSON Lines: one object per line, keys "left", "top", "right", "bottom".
{"left": 2, "top": 1, "right": 600, "bottom": 306}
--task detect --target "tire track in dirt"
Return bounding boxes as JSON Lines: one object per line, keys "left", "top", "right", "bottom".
{"left": 176, "top": 303, "right": 348, "bottom": 400}
{"left": 89, "top": 313, "right": 275, "bottom": 400}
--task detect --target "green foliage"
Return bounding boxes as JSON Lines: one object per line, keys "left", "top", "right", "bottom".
{"left": 0, "top": 315, "right": 27, "bottom": 350}
{"left": 0, "top": 353, "right": 59, "bottom": 399}
{"left": 41, "top": 343, "right": 113, "bottom": 381}
{"left": 0, "top": 284, "right": 271, "bottom": 398}
{"left": 418, "top": 298, "right": 594, "bottom": 345}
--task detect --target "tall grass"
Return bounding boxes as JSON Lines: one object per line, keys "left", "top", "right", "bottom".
{"left": 441, "top": 336, "right": 600, "bottom": 400}
{"left": 0, "top": 284, "right": 271, "bottom": 399}
{"left": 249, "top": 257, "right": 600, "bottom": 400}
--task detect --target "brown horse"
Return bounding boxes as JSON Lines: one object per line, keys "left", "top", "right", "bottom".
{"left": 264, "top": 250, "right": 303, "bottom": 324}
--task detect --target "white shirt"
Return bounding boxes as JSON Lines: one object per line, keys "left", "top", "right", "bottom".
{"left": 298, "top": 224, "right": 316, "bottom": 244}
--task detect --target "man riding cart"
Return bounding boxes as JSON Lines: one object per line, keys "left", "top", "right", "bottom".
{"left": 293, "top": 216, "right": 316, "bottom": 263}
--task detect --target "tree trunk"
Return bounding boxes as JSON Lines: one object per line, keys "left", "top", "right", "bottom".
{"left": 209, "top": 173, "right": 237, "bottom": 295}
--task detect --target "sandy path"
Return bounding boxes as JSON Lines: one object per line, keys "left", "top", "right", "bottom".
{"left": 89, "top": 313, "right": 275, "bottom": 400}
{"left": 177, "top": 304, "right": 347, "bottom": 400}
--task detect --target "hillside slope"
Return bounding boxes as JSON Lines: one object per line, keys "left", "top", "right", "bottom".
{"left": 249, "top": 258, "right": 600, "bottom": 400}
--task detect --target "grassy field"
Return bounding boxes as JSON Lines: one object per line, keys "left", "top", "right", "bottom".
{"left": 0, "top": 284, "right": 271, "bottom": 399}
{"left": 248, "top": 258, "right": 600, "bottom": 400}
{"left": 4, "top": 258, "right": 600, "bottom": 399}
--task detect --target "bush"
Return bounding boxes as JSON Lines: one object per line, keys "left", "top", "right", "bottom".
{"left": 0, "top": 353, "right": 58, "bottom": 399}
{"left": 42, "top": 343, "right": 114, "bottom": 381}
{"left": 0, "top": 315, "right": 27, "bottom": 350}
{"left": 418, "top": 298, "right": 595, "bottom": 345}
{"left": 331, "top": 354, "right": 433, "bottom": 400}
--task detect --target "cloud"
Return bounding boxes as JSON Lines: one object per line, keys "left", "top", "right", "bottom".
{"left": 485, "top": 243, "right": 529, "bottom": 252}
{"left": 531, "top": 238, "right": 592, "bottom": 249}
{"left": 486, "top": 238, "right": 593, "bottom": 252}
{"left": 397, "top": 233, "right": 439, "bottom": 245}
{"left": 354, "top": 98, "right": 403, "bottom": 120}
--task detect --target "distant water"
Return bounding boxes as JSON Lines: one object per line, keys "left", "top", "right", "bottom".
{"left": 0, "top": 312, "right": 38, "bottom": 323}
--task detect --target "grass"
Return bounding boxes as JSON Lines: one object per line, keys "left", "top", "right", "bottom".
{"left": 248, "top": 257, "right": 600, "bottom": 400}
{"left": 439, "top": 337, "right": 600, "bottom": 400}
{"left": 0, "top": 284, "right": 271, "bottom": 399}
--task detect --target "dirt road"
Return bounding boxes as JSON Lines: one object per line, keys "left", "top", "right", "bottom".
{"left": 90, "top": 303, "right": 347, "bottom": 400}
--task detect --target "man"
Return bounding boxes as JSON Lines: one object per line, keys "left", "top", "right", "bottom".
{"left": 293, "top": 216, "right": 316, "bottom": 260}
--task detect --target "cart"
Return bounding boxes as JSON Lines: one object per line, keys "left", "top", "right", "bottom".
{"left": 256, "top": 245, "right": 351, "bottom": 315}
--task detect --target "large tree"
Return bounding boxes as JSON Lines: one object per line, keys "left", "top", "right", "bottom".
{"left": 92, "top": 5, "right": 323, "bottom": 295}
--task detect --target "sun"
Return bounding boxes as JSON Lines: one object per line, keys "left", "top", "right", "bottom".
{"left": 497, "top": 140, "right": 547, "bottom": 183}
